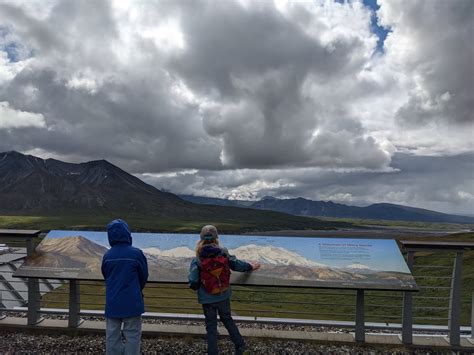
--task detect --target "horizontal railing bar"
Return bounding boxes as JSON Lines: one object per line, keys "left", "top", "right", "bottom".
{"left": 412, "top": 316, "right": 449, "bottom": 320}
{"left": 0, "top": 289, "right": 28, "bottom": 293}
{"left": 412, "top": 306, "right": 449, "bottom": 310}
{"left": 417, "top": 286, "right": 452, "bottom": 289}
{"left": 150, "top": 305, "right": 356, "bottom": 317}
{"left": 0, "top": 298, "right": 27, "bottom": 302}
{"left": 413, "top": 276, "right": 453, "bottom": 280}
{"left": 1, "top": 280, "right": 28, "bottom": 284}
{"left": 412, "top": 265, "right": 452, "bottom": 269}
{"left": 146, "top": 306, "right": 201, "bottom": 310}
{"left": 366, "top": 304, "right": 403, "bottom": 309}
{"left": 78, "top": 302, "right": 105, "bottom": 306}
{"left": 413, "top": 296, "right": 450, "bottom": 300}
{"left": 364, "top": 315, "right": 402, "bottom": 319}
{"left": 233, "top": 300, "right": 355, "bottom": 306}
{"left": 233, "top": 289, "right": 355, "bottom": 296}
{"left": 364, "top": 294, "right": 403, "bottom": 299}
{"left": 231, "top": 309, "right": 356, "bottom": 316}
{"left": 144, "top": 295, "right": 194, "bottom": 300}
{"left": 39, "top": 300, "right": 68, "bottom": 304}
{"left": 144, "top": 285, "right": 187, "bottom": 289}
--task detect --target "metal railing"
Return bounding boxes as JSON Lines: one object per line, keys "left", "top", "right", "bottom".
{"left": 0, "top": 230, "right": 473, "bottom": 346}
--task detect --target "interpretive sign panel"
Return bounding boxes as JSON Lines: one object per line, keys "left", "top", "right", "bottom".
{"left": 14, "top": 231, "right": 417, "bottom": 290}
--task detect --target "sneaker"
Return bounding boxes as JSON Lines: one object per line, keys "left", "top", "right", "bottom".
{"left": 236, "top": 346, "right": 253, "bottom": 355}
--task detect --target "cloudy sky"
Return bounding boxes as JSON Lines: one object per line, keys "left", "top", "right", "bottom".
{"left": 0, "top": 0, "right": 472, "bottom": 214}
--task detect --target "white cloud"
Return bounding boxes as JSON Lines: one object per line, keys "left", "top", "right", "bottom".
{"left": 0, "top": 0, "right": 472, "bottom": 214}
{"left": 0, "top": 101, "right": 45, "bottom": 128}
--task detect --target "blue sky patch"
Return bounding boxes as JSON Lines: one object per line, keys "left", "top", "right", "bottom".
{"left": 4, "top": 42, "right": 20, "bottom": 62}
{"left": 362, "top": 0, "right": 391, "bottom": 53}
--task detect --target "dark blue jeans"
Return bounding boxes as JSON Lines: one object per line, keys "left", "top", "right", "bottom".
{"left": 202, "top": 298, "right": 245, "bottom": 355}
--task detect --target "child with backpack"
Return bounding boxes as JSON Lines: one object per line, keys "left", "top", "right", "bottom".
{"left": 188, "top": 225, "right": 260, "bottom": 355}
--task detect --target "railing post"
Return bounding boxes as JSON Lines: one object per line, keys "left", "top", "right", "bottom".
{"left": 471, "top": 291, "right": 474, "bottom": 342}
{"left": 68, "top": 280, "right": 82, "bottom": 328}
{"left": 402, "top": 250, "right": 415, "bottom": 344}
{"left": 448, "top": 251, "right": 463, "bottom": 346}
{"left": 355, "top": 289, "right": 365, "bottom": 342}
{"left": 26, "top": 238, "right": 43, "bottom": 325}
{"left": 0, "top": 288, "right": 5, "bottom": 320}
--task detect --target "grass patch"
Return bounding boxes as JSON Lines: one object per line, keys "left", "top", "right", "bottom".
{"left": 318, "top": 217, "right": 474, "bottom": 231}
{"left": 0, "top": 214, "right": 348, "bottom": 234}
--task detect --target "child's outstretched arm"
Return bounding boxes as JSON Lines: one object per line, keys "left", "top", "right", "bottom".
{"left": 226, "top": 250, "right": 260, "bottom": 272}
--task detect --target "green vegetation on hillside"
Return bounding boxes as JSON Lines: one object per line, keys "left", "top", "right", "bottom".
{"left": 0, "top": 214, "right": 351, "bottom": 234}
{"left": 319, "top": 216, "right": 474, "bottom": 231}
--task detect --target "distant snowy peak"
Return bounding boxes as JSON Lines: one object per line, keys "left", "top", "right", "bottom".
{"left": 229, "top": 244, "right": 325, "bottom": 267}
{"left": 345, "top": 263, "right": 371, "bottom": 270}
{"left": 143, "top": 247, "right": 162, "bottom": 255}
{"left": 143, "top": 246, "right": 194, "bottom": 258}
{"left": 161, "top": 247, "right": 195, "bottom": 258}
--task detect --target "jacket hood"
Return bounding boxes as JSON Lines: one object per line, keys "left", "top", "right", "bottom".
{"left": 199, "top": 244, "right": 222, "bottom": 258}
{"left": 107, "top": 219, "right": 132, "bottom": 246}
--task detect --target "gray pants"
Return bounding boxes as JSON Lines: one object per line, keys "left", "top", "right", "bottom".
{"left": 106, "top": 316, "right": 142, "bottom": 355}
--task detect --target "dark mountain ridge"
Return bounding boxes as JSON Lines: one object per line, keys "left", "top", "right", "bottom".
{"left": 0, "top": 151, "right": 344, "bottom": 231}
{"left": 179, "top": 195, "right": 474, "bottom": 224}
{"left": 0, "top": 151, "right": 181, "bottom": 215}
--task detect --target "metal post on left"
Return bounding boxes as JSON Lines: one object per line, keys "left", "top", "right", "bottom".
{"left": 26, "top": 238, "right": 43, "bottom": 325}
{"left": 355, "top": 289, "right": 365, "bottom": 342}
{"left": 68, "top": 279, "right": 83, "bottom": 327}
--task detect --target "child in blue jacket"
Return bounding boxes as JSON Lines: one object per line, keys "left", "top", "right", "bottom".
{"left": 101, "top": 219, "right": 148, "bottom": 355}
{"left": 188, "top": 225, "right": 260, "bottom": 355}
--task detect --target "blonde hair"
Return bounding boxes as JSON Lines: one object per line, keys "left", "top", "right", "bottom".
{"left": 196, "top": 237, "right": 219, "bottom": 257}
{"left": 196, "top": 224, "right": 219, "bottom": 257}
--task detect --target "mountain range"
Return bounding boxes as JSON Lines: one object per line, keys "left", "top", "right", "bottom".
{"left": 3, "top": 150, "right": 469, "bottom": 227}
{"left": 179, "top": 195, "right": 474, "bottom": 224}
{"left": 27, "top": 235, "right": 107, "bottom": 275}
{"left": 0, "top": 151, "right": 344, "bottom": 231}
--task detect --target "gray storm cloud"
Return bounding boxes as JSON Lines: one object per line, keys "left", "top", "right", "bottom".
{"left": 0, "top": 0, "right": 391, "bottom": 171}
{"left": 140, "top": 153, "right": 474, "bottom": 215}
{"left": 379, "top": 0, "right": 474, "bottom": 127}
{"left": 0, "top": 0, "right": 472, "bottom": 214}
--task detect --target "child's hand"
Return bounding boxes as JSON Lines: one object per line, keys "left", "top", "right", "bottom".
{"left": 250, "top": 262, "right": 261, "bottom": 271}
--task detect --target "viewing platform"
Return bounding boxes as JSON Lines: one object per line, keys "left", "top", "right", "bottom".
{"left": 0, "top": 229, "right": 473, "bottom": 352}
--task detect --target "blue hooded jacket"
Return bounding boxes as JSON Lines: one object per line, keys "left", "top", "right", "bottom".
{"left": 101, "top": 219, "right": 148, "bottom": 318}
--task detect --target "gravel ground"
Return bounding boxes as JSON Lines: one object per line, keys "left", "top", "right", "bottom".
{"left": 0, "top": 329, "right": 460, "bottom": 354}
{"left": 2, "top": 312, "right": 462, "bottom": 336}
{"left": 1, "top": 313, "right": 470, "bottom": 354}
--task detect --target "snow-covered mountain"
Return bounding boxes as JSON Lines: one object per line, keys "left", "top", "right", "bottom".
{"left": 229, "top": 244, "right": 325, "bottom": 267}
{"left": 143, "top": 247, "right": 162, "bottom": 255}
{"left": 345, "top": 263, "right": 371, "bottom": 270}
{"left": 341, "top": 263, "right": 377, "bottom": 274}
{"left": 143, "top": 246, "right": 195, "bottom": 258}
